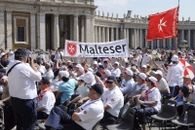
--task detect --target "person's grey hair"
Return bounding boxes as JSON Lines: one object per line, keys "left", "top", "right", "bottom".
{"left": 14, "top": 48, "right": 30, "bottom": 60}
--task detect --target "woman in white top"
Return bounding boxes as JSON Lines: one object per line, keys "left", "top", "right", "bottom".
{"left": 134, "top": 76, "right": 161, "bottom": 129}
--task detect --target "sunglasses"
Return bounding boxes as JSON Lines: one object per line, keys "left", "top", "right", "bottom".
{"left": 106, "top": 81, "right": 113, "bottom": 84}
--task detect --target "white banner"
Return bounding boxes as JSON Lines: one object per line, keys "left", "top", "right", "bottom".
{"left": 64, "top": 39, "right": 129, "bottom": 57}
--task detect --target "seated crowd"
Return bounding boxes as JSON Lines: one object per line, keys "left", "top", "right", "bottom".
{"left": 0, "top": 48, "right": 195, "bottom": 130}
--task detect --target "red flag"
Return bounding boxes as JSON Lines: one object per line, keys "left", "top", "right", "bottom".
{"left": 147, "top": 7, "right": 179, "bottom": 41}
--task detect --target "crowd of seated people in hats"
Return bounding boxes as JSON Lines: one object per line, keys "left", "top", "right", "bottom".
{"left": 0, "top": 48, "right": 194, "bottom": 130}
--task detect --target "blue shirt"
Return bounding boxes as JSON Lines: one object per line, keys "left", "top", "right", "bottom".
{"left": 58, "top": 78, "right": 77, "bottom": 104}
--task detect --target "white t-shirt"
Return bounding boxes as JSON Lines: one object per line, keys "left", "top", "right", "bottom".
{"left": 102, "top": 86, "right": 124, "bottom": 117}
{"left": 147, "top": 87, "right": 162, "bottom": 111}
{"left": 111, "top": 68, "right": 121, "bottom": 78}
{"left": 38, "top": 65, "right": 46, "bottom": 75}
{"left": 37, "top": 90, "right": 56, "bottom": 114}
{"left": 76, "top": 98, "right": 104, "bottom": 130}
{"left": 166, "top": 63, "right": 184, "bottom": 87}
{"left": 43, "top": 69, "right": 54, "bottom": 82}
{"left": 141, "top": 53, "right": 152, "bottom": 66}
{"left": 158, "top": 78, "right": 170, "bottom": 94}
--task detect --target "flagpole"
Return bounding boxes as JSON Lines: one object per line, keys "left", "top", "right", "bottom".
{"left": 176, "top": 0, "right": 180, "bottom": 51}
{"left": 178, "top": 0, "right": 180, "bottom": 7}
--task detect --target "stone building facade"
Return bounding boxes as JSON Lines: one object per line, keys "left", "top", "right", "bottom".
{"left": 0, "top": 0, "right": 195, "bottom": 50}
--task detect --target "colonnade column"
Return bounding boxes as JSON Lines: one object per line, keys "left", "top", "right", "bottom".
{"left": 6, "top": 11, "right": 12, "bottom": 49}
{"left": 102, "top": 27, "right": 105, "bottom": 42}
{"left": 124, "top": 28, "right": 127, "bottom": 40}
{"left": 163, "top": 39, "right": 166, "bottom": 49}
{"left": 73, "top": 14, "right": 79, "bottom": 41}
{"left": 81, "top": 16, "right": 85, "bottom": 42}
{"left": 132, "top": 29, "right": 135, "bottom": 48}
{"left": 37, "top": 12, "right": 46, "bottom": 50}
{"left": 30, "top": 13, "right": 36, "bottom": 49}
{"left": 116, "top": 27, "right": 119, "bottom": 40}
{"left": 98, "top": 26, "right": 102, "bottom": 42}
{"left": 193, "top": 30, "right": 195, "bottom": 49}
{"left": 169, "top": 38, "right": 172, "bottom": 49}
{"left": 53, "top": 14, "right": 60, "bottom": 49}
{"left": 126, "top": 29, "right": 129, "bottom": 47}
{"left": 136, "top": 29, "right": 140, "bottom": 48}
{"left": 106, "top": 27, "right": 110, "bottom": 42}
{"left": 139, "top": 29, "right": 143, "bottom": 48}
{"left": 111, "top": 27, "right": 114, "bottom": 41}
{"left": 144, "top": 29, "right": 148, "bottom": 48}
{"left": 151, "top": 41, "right": 154, "bottom": 49}
{"left": 157, "top": 40, "right": 160, "bottom": 48}
{"left": 0, "top": 10, "right": 5, "bottom": 49}
{"left": 85, "top": 15, "right": 94, "bottom": 42}
{"left": 134, "top": 29, "right": 138, "bottom": 49}
{"left": 181, "top": 30, "right": 184, "bottom": 40}
{"left": 94, "top": 26, "right": 97, "bottom": 42}
{"left": 188, "top": 30, "right": 191, "bottom": 48}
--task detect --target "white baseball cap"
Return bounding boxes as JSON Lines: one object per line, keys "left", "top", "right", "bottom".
{"left": 141, "top": 65, "right": 147, "bottom": 68}
{"left": 59, "top": 71, "right": 69, "bottom": 78}
{"left": 93, "top": 61, "right": 98, "bottom": 65}
{"left": 104, "top": 69, "right": 111, "bottom": 77}
{"left": 103, "top": 58, "right": 109, "bottom": 62}
{"left": 114, "top": 61, "right": 120, "bottom": 66}
{"left": 75, "top": 64, "right": 84, "bottom": 73}
{"left": 148, "top": 76, "right": 158, "bottom": 84}
{"left": 138, "top": 73, "right": 147, "bottom": 80}
{"left": 171, "top": 55, "right": 179, "bottom": 62}
{"left": 81, "top": 71, "right": 96, "bottom": 86}
{"left": 125, "top": 68, "right": 133, "bottom": 76}
{"left": 154, "top": 70, "right": 163, "bottom": 77}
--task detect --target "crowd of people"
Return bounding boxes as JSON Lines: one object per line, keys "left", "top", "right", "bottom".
{"left": 0, "top": 47, "right": 195, "bottom": 130}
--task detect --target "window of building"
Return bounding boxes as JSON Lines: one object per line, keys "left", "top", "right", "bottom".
{"left": 13, "top": 16, "right": 29, "bottom": 44}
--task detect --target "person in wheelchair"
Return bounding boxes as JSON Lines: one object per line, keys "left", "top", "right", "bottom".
{"left": 45, "top": 83, "right": 104, "bottom": 130}
{"left": 133, "top": 76, "right": 161, "bottom": 129}
{"left": 122, "top": 73, "right": 148, "bottom": 106}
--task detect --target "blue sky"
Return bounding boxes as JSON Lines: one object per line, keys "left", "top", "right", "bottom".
{"left": 95, "top": 0, "right": 194, "bottom": 21}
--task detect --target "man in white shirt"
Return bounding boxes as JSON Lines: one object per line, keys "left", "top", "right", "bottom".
{"left": 154, "top": 70, "right": 170, "bottom": 96}
{"left": 101, "top": 76, "right": 124, "bottom": 125}
{"left": 45, "top": 83, "right": 104, "bottom": 130}
{"left": 141, "top": 51, "right": 152, "bottom": 67}
{"left": 120, "top": 68, "right": 135, "bottom": 89}
{"left": 111, "top": 62, "right": 121, "bottom": 78}
{"left": 123, "top": 73, "right": 148, "bottom": 98}
{"left": 166, "top": 55, "right": 184, "bottom": 97}
{"left": 122, "top": 72, "right": 148, "bottom": 106}
{"left": 7, "top": 48, "right": 42, "bottom": 130}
